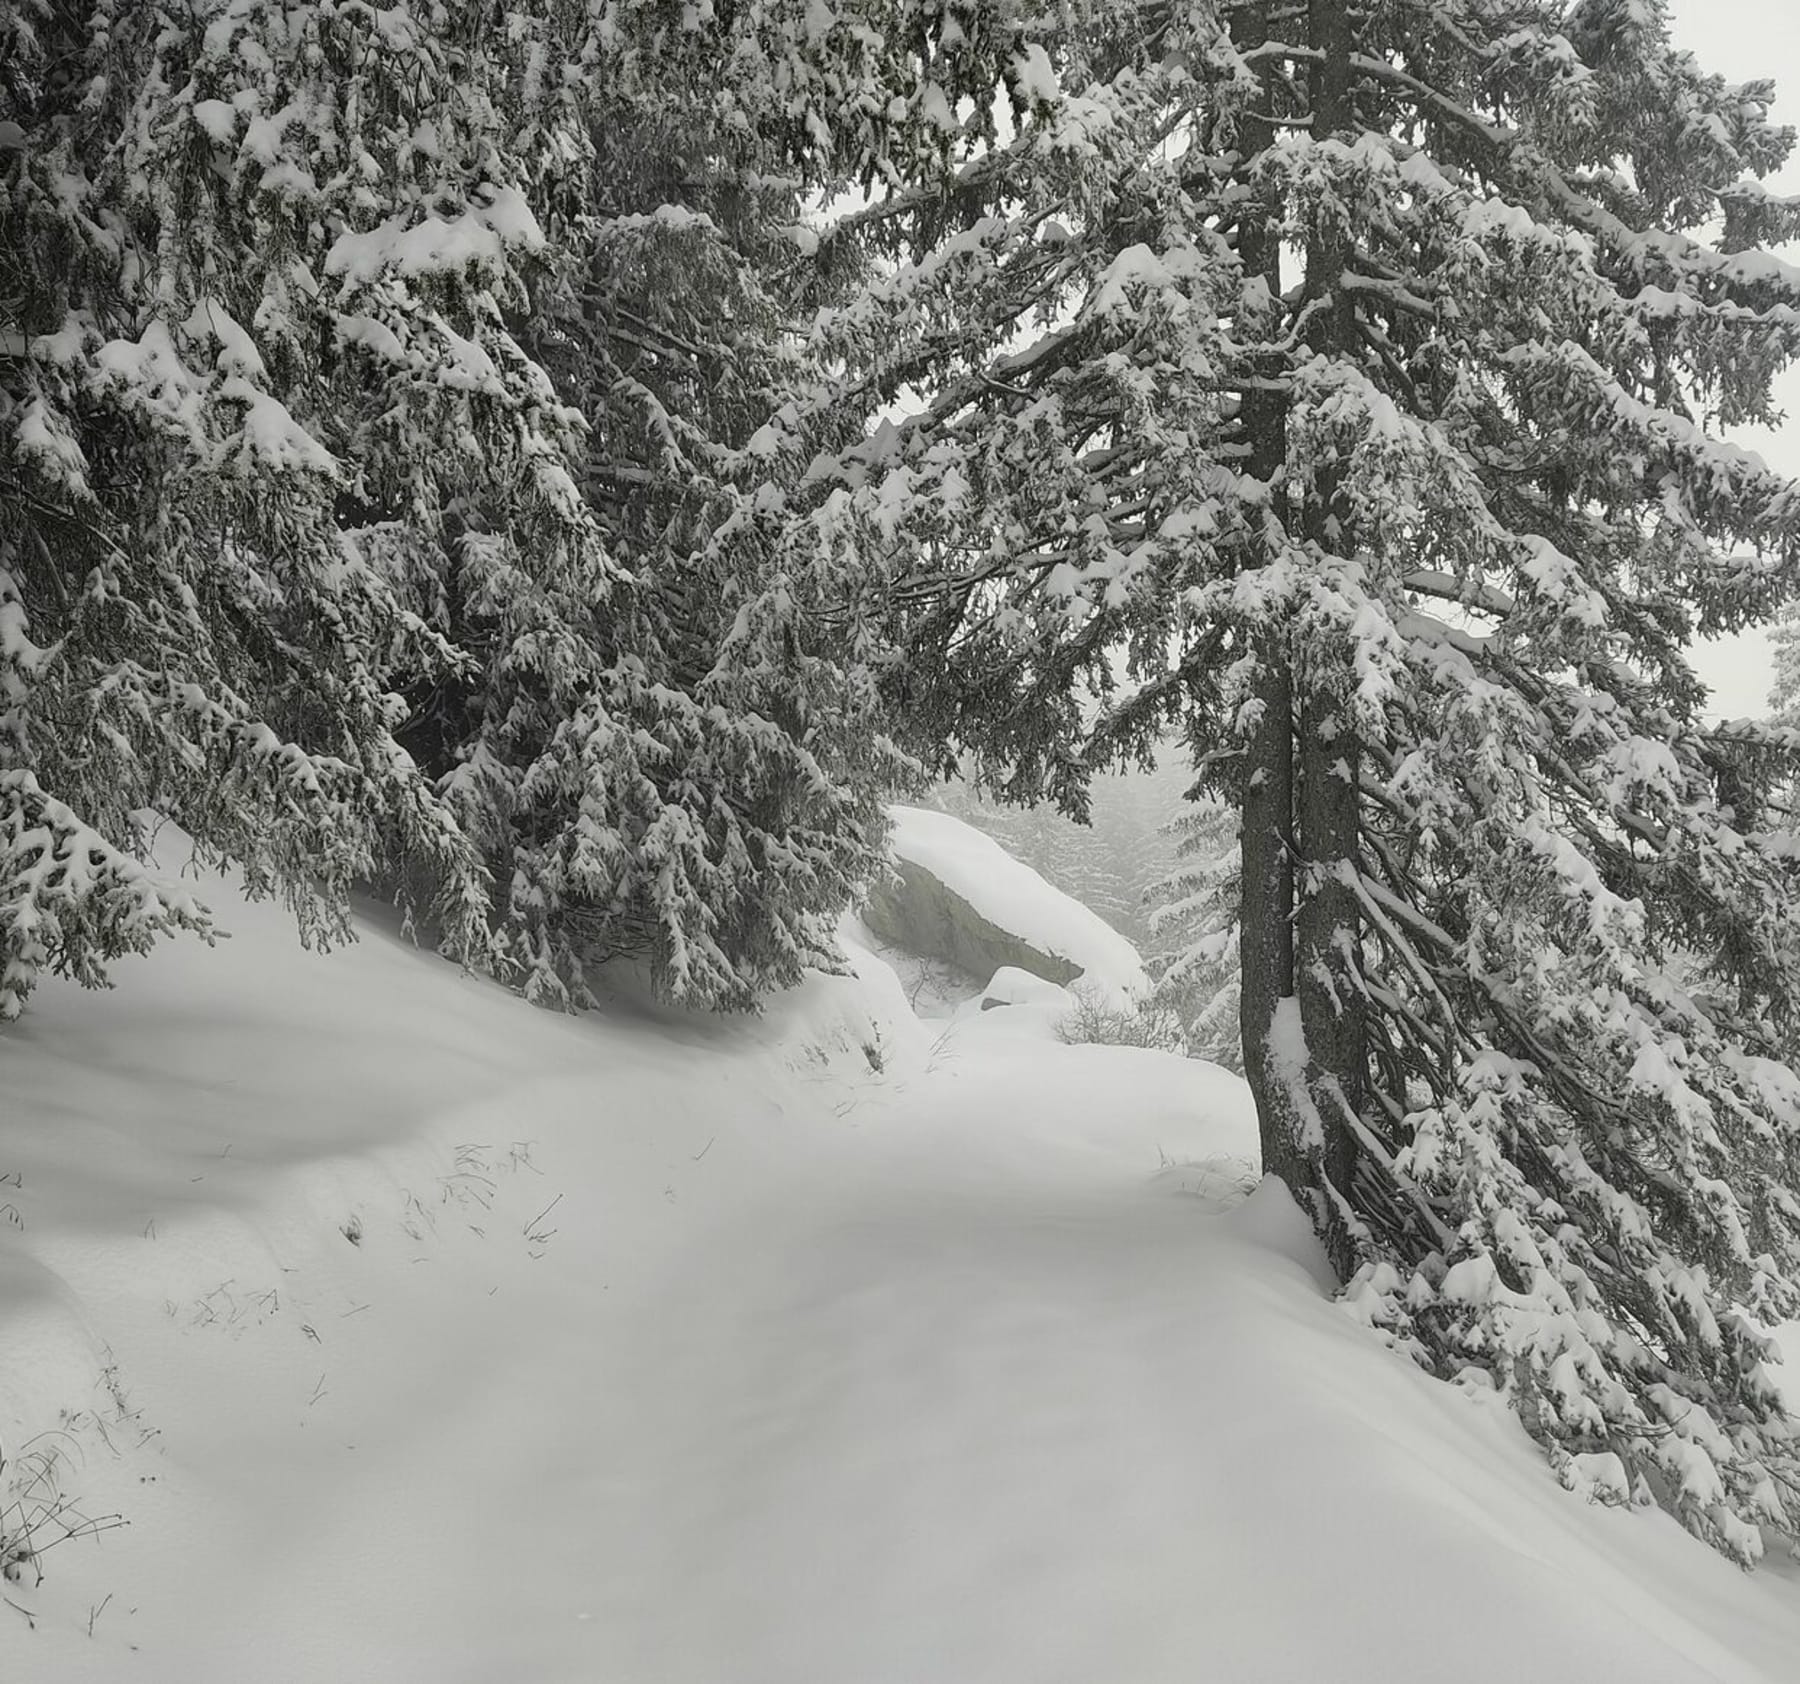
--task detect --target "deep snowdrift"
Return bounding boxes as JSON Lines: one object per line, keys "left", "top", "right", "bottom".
{"left": 3, "top": 869, "right": 1800, "bottom": 1682}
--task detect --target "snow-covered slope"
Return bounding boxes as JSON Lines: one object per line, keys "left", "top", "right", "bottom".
{"left": 4, "top": 871, "right": 1800, "bottom": 1682}
{"left": 882, "top": 803, "right": 1149, "bottom": 1001}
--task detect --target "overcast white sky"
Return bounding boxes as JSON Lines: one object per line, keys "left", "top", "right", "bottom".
{"left": 1668, "top": 0, "right": 1800, "bottom": 717}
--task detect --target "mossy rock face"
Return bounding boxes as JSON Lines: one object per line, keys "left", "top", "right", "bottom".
{"left": 862, "top": 859, "right": 1082, "bottom": 992}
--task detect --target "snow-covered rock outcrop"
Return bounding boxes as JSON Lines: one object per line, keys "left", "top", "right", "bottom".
{"left": 862, "top": 805, "right": 1148, "bottom": 1005}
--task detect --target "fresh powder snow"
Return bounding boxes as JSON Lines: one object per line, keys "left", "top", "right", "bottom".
{"left": 4, "top": 864, "right": 1800, "bottom": 1681}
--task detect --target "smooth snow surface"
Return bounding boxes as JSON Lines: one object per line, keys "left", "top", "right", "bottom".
{"left": 5, "top": 873, "right": 1800, "bottom": 1682}
{"left": 886, "top": 803, "right": 1149, "bottom": 1002}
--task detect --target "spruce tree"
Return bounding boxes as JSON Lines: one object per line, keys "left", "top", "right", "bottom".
{"left": 804, "top": 0, "right": 1800, "bottom": 1561}
{"left": 0, "top": 0, "right": 592, "bottom": 1013}
{"left": 0, "top": 1, "right": 946, "bottom": 1014}
{"left": 462, "top": 15, "right": 916, "bottom": 1009}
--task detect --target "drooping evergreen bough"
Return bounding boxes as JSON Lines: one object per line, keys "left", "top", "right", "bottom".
{"left": 0, "top": 1, "right": 966, "bottom": 1016}
{"left": 796, "top": 0, "right": 1800, "bottom": 1562}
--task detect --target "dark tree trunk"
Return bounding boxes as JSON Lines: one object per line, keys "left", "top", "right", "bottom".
{"left": 1231, "top": 0, "right": 1369, "bottom": 1279}
{"left": 1294, "top": 0, "right": 1367, "bottom": 1276}
{"left": 1296, "top": 673, "right": 1364, "bottom": 1272}
{"left": 1240, "top": 634, "right": 1304, "bottom": 1192}
{"left": 1230, "top": 2, "right": 1308, "bottom": 1202}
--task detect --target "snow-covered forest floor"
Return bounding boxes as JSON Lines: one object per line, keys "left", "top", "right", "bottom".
{"left": 7, "top": 861, "right": 1800, "bottom": 1682}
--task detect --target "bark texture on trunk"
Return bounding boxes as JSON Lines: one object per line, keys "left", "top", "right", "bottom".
{"left": 1295, "top": 0, "right": 1367, "bottom": 1277}
{"left": 1239, "top": 632, "right": 1304, "bottom": 1193}
{"left": 1230, "top": 1, "right": 1307, "bottom": 1202}
{"left": 1232, "top": 0, "right": 1369, "bottom": 1278}
{"left": 1296, "top": 678, "right": 1363, "bottom": 1273}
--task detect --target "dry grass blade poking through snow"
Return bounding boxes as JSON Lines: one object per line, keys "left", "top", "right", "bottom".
{"left": 0, "top": 1433, "right": 127, "bottom": 1592}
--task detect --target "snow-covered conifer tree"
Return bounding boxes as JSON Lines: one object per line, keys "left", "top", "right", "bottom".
{"left": 463, "top": 16, "right": 919, "bottom": 1009}
{"left": 803, "top": 0, "right": 1800, "bottom": 1561}
{"left": 0, "top": 0, "right": 601, "bottom": 1013}
{"left": 0, "top": 1, "right": 945, "bottom": 1014}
